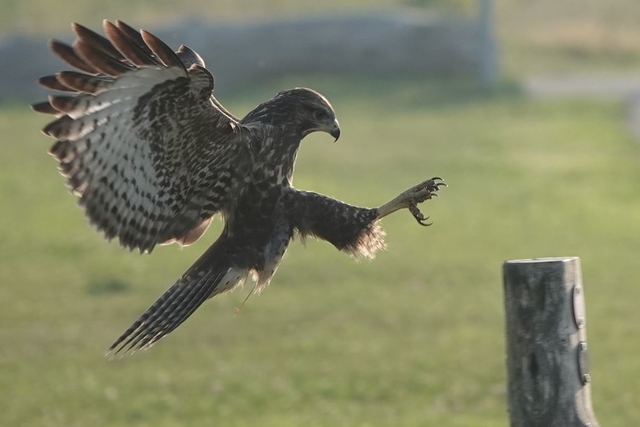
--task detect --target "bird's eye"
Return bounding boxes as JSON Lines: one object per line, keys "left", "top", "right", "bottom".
{"left": 314, "top": 110, "right": 328, "bottom": 121}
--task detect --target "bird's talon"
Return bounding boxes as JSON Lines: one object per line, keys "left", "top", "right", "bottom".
{"left": 408, "top": 204, "right": 432, "bottom": 226}
{"left": 429, "top": 177, "right": 447, "bottom": 188}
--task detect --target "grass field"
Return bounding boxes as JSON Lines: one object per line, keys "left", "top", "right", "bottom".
{"left": 3, "top": 1, "right": 640, "bottom": 425}
{"left": 2, "top": 76, "right": 640, "bottom": 426}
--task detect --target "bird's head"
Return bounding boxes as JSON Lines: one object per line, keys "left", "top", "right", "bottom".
{"left": 272, "top": 87, "right": 341, "bottom": 141}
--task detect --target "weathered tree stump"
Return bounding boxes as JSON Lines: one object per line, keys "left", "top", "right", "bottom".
{"left": 503, "top": 257, "right": 599, "bottom": 427}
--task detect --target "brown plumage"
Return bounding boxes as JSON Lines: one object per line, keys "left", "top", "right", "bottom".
{"left": 33, "top": 20, "right": 445, "bottom": 355}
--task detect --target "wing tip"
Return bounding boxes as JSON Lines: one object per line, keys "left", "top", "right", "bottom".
{"left": 140, "top": 29, "right": 185, "bottom": 70}
{"left": 31, "top": 100, "right": 58, "bottom": 115}
{"left": 38, "top": 75, "right": 71, "bottom": 92}
{"left": 71, "top": 21, "right": 89, "bottom": 37}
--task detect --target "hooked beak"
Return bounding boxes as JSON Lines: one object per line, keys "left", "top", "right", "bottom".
{"left": 329, "top": 119, "right": 341, "bottom": 142}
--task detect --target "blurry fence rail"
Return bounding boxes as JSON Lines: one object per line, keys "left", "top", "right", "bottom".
{"left": 0, "top": 7, "right": 498, "bottom": 102}
{"left": 524, "top": 75, "right": 640, "bottom": 139}
{"left": 503, "top": 257, "right": 600, "bottom": 427}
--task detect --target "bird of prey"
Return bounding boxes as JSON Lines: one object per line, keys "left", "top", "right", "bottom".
{"left": 33, "top": 20, "right": 445, "bottom": 355}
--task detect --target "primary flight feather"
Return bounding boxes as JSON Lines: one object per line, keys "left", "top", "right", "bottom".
{"left": 33, "top": 20, "right": 445, "bottom": 355}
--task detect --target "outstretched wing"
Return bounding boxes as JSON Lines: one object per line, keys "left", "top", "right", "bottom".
{"left": 33, "top": 20, "right": 253, "bottom": 253}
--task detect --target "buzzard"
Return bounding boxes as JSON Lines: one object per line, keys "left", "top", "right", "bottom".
{"left": 33, "top": 20, "right": 445, "bottom": 355}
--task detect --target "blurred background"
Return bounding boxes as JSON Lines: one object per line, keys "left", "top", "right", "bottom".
{"left": 2, "top": 1, "right": 640, "bottom": 426}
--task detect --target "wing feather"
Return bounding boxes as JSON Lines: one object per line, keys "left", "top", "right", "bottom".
{"left": 57, "top": 71, "right": 114, "bottom": 94}
{"left": 73, "top": 39, "right": 134, "bottom": 76}
{"left": 31, "top": 100, "right": 61, "bottom": 115}
{"left": 140, "top": 30, "right": 186, "bottom": 70}
{"left": 36, "top": 21, "right": 253, "bottom": 253}
{"left": 49, "top": 39, "right": 98, "bottom": 73}
{"left": 176, "top": 44, "right": 206, "bottom": 68}
{"left": 38, "top": 75, "right": 75, "bottom": 92}
{"left": 115, "top": 20, "right": 159, "bottom": 61}
{"left": 72, "top": 22, "right": 127, "bottom": 61}
{"left": 104, "top": 20, "right": 159, "bottom": 67}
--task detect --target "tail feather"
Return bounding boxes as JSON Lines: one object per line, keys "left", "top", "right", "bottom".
{"left": 132, "top": 272, "right": 223, "bottom": 353}
{"left": 127, "top": 270, "right": 220, "bottom": 350}
{"left": 107, "top": 283, "right": 176, "bottom": 353}
{"left": 107, "top": 238, "right": 250, "bottom": 356}
{"left": 154, "top": 272, "right": 225, "bottom": 338}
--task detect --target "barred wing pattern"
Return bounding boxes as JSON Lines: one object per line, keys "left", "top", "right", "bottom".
{"left": 34, "top": 21, "right": 252, "bottom": 252}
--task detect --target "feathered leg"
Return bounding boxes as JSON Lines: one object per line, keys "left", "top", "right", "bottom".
{"left": 284, "top": 176, "right": 445, "bottom": 259}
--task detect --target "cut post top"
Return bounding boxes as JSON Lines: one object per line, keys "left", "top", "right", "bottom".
{"left": 504, "top": 256, "right": 579, "bottom": 265}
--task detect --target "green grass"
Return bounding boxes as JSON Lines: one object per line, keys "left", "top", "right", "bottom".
{"left": 3, "top": 1, "right": 640, "bottom": 425}
{"left": 2, "top": 77, "right": 640, "bottom": 426}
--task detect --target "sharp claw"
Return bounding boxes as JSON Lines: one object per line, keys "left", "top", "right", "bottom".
{"left": 429, "top": 176, "right": 446, "bottom": 185}
{"left": 427, "top": 177, "right": 446, "bottom": 186}
{"left": 421, "top": 177, "right": 446, "bottom": 194}
{"left": 409, "top": 204, "right": 433, "bottom": 226}
{"left": 395, "top": 177, "right": 444, "bottom": 226}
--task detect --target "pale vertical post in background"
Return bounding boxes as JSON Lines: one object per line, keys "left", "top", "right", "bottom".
{"left": 478, "top": 0, "right": 499, "bottom": 87}
{"left": 502, "top": 257, "right": 599, "bottom": 427}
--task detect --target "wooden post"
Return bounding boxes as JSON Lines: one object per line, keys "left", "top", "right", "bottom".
{"left": 503, "top": 257, "right": 599, "bottom": 427}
